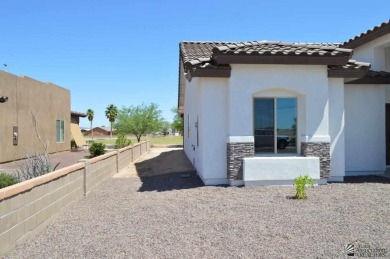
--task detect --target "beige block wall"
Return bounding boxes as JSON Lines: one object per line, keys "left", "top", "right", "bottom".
{"left": 118, "top": 146, "right": 133, "bottom": 171}
{"left": 0, "top": 140, "right": 150, "bottom": 256}
{"left": 0, "top": 165, "right": 84, "bottom": 254}
{"left": 0, "top": 70, "right": 71, "bottom": 163}
{"left": 86, "top": 153, "right": 117, "bottom": 194}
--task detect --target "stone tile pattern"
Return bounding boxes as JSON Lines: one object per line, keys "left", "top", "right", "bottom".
{"left": 227, "top": 142, "right": 254, "bottom": 181}
{"left": 301, "top": 142, "right": 330, "bottom": 179}
{"left": 213, "top": 41, "right": 351, "bottom": 58}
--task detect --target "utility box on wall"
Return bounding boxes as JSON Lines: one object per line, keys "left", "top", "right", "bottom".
{"left": 13, "top": 126, "right": 18, "bottom": 145}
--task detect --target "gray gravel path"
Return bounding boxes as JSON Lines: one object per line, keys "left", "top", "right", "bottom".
{"left": 4, "top": 148, "right": 390, "bottom": 258}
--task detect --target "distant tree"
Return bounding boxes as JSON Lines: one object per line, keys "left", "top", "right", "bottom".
{"left": 115, "top": 103, "right": 163, "bottom": 142}
{"left": 161, "top": 121, "right": 170, "bottom": 137}
{"left": 171, "top": 107, "right": 183, "bottom": 135}
{"left": 105, "top": 104, "right": 118, "bottom": 139}
{"left": 86, "top": 109, "right": 94, "bottom": 140}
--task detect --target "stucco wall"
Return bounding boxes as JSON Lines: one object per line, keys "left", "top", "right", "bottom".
{"left": 328, "top": 78, "right": 345, "bottom": 181}
{"left": 183, "top": 78, "right": 201, "bottom": 178}
{"left": 0, "top": 71, "right": 70, "bottom": 163}
{"left": 184, "top": 64, "right": 332, "bottom": 185}
{"left": 352, "top": 34, "right": 390, "bottom": 71}
{"left": 385, "top": 47, "right": 390, "bottom": 72}
{"left": 229, "top": 64, "right": 330, "bottom": 142}
{"left": 344, "top": 84, "right": 386, "bottom": 175}
{"left": 199, "top": 78, "right": 229, "bottom": 185}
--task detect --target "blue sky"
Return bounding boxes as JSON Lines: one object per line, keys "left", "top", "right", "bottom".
{"left": 0, "top": 0, "right": 389, "bottom": 128}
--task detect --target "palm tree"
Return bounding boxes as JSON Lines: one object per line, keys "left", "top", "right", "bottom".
{"left": 86, "top": 109, "right": 94, "bottom": 140}
{"left": 105, "top": 104, "right": 118, "bottom": 139}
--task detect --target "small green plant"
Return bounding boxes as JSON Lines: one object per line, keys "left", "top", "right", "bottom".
{"left": 294, "top": 175, "right": 315, "bottom": 199}
{"left": 89, "top": 142, "right": 106, "bottom": 157}
{"left": 0, "top": 172, "right": 19, "bottom": 189}
{"left": 115, "top": 134, "right": 132, "bottom": 149}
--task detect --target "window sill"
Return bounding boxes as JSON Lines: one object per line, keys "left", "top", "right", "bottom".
{"left": 255, "top": 153, "right": 301, "bottom": 157}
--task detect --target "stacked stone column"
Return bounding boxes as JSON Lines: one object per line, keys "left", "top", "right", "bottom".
{"left": 301, "top": 142, "right": 330, "bottom": 179}
{"left": 227, "top": 138, "right": 254, "bottom": 184}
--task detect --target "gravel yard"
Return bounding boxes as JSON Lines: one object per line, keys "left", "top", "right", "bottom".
{"left": 4, "top": 148, "right": 390, "bottom": 258}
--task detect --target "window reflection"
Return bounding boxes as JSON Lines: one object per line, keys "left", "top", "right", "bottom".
{"left": 254, "top": 98, "right": 297, "bottom": 154}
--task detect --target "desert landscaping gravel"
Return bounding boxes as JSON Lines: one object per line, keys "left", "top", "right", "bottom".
{"left": 4, "top": 148, "right": 390, "bottom": 258}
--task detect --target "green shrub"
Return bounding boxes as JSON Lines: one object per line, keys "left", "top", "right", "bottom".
{"left": 89, "top": 142, "right": 106, "bottom": 157}
{"left": 0, "top": 173, "right": 19, "bottom": 189}
{"left": 87, "top": 140, "right": 95, "bottom": 145}
{"left": 115, "top": 134, "right": 132, "bottom": 149}
{"left": 294, "top": 175, "right": 315, "bottom": 199}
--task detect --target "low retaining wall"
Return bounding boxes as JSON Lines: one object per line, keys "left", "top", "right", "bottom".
{"left": 0, "top": 141, "right": 149, "bottom": 255}
{"left": 243, "top": 156, "right": 320, "bottom": 186}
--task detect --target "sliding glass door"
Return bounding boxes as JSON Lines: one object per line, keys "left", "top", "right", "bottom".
{"left": 254, "top": 98, "right": 297, "bottom": 154}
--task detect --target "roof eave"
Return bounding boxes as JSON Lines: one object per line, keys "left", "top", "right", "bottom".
{"left": 71, "top": 111, "right": 87, "bottom": 117}
{"left": 346, "top": 77, "right": 390, "bottom": 84}
{"left": 189, "top": 67, "right": 231, "bottom": 78}
{"left": 328, "top": 69, "right": 369, "bottom": 78}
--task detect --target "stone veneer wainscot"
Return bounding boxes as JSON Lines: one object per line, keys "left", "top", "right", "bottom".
{"left": 227, "top": 142, "right": 255, "bottom": 181}
{"left": 301, "top": 142, "right": 330, "bottom": 178}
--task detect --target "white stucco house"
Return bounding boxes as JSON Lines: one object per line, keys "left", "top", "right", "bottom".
{"left": 178, "top": 20, "right": 390, "bottom": 186}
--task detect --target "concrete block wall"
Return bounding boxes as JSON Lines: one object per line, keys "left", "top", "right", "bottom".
{"left": 0, "top": 164, "right": 84, "bottom": 254}
{"left": 86, "top": 153, "right": 117, "bottom": 194}
{"left": 0, "top": 141, "right": 149, "bottom": 256}
{"left": 118, "top": 146, "right": 133, "bottom": 171}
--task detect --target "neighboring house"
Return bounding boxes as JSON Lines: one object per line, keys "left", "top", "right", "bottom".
{"left": 84, "top": 126, "right": 112, "bottom": 137}
{"left": 71, "top": 111, "right": 87, "bottom": 125}
{"left": 178, "top": 20, "right": 390, "bottom": 186}
{"left": 0, "top": 70, "right": 71, "bottom": 163}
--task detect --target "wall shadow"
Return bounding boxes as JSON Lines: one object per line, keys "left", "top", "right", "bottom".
{"left": 342, "top": 175, "right": 390, "bottom": 184}
{"left": 329, "top": 176, "right": 390, "bottom": 184}
{"left": 135, "top": 149, "right": 204, "bottom": 192}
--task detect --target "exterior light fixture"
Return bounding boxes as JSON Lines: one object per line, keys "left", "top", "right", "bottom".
{"left": 0, "top": 96, "right": 8, "bottom": 103}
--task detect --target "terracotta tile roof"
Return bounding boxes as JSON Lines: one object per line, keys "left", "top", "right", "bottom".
{"left": 329, "top": 59, "right": 370, "bottom": 70}
{"left": 212, "top": 41, "right": 350, "bottom": 57}
{"left": 328, "top": 60, "right": 371, "bottom": 78}
{"left": 341, "top": 20, "right": 390, "bottom": 49}
{"left": 180, "top": 41, "right": 353, "bottom": 71}
{"left": 180, "top": 41, "right": 229, "bottom": 68}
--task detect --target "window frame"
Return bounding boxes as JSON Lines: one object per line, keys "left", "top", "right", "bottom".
{"left": 253, "top": 97, "right": 298, "bottom": 155}
{"left": 56, "top": 119, "right": 65, "bottom": 143}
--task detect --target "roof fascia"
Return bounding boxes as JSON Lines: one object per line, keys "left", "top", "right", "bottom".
{"left": 328, "top": 69, "right": 368, "bottom": 78}
{"left": 346, "top": 77, "right": 390, "bottom": 84}
{"left": 342, "top": 24, "right": 390, "bottom": 49}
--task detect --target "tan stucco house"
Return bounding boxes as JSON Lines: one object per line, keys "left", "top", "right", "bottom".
{"left": 0, "top": 70, "right": 71, "bottom": 163}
